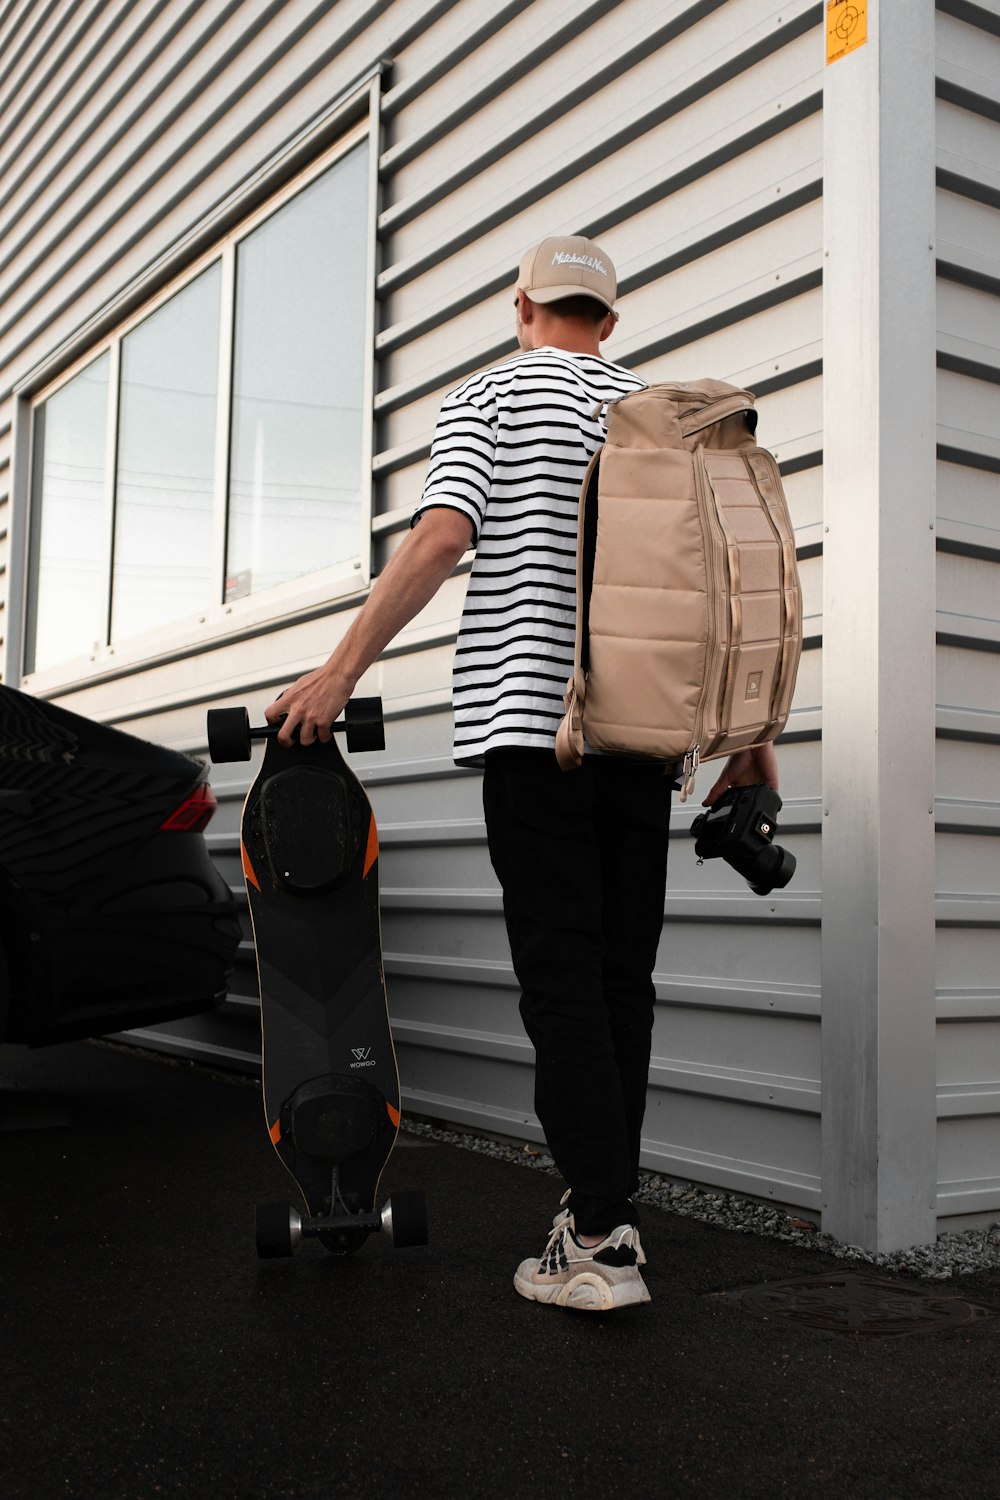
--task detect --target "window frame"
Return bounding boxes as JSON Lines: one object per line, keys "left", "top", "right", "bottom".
{"left": 20, "top": 113, "right": 378, "bottom": 694}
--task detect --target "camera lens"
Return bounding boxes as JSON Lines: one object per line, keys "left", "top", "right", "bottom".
{"left": 747, "top": 843, "right": 796, "bottom": 897}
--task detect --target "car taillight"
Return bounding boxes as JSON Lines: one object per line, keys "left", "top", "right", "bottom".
{"left": 160, "top": 783, "right": 218, "bottom": 832}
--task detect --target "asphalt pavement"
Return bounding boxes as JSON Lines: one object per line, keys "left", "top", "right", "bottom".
{"left": 3, "top": 1039, "right": 1000, "bottom": 1500}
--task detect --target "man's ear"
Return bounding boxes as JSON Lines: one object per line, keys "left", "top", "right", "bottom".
{"left": 518, "top": 290, "right": 535, "bottom": 322}
{"left": 599, "top": 309, "right": 618, "bottom": 342}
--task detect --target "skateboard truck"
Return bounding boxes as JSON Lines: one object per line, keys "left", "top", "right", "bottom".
{"left": 254, "top": 1187, "right": 428, "bottom": 1259}
{"left": 207, "top": 697, "right": 385, "bottom": 762}
{"left": 253, "top": 1076, "right": 428, "bottom": 1258}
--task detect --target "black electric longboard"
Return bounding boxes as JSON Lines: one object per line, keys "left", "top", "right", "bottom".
{"left": 207, "top": 697, "right": 427, "bottom": 1259}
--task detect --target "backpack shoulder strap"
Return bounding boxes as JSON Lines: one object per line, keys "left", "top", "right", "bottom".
{"left": 555, "top": 445, "right": 603, "bottom": 770}
{"left": 555, "top": 668, "right": 586, "bottom": 770}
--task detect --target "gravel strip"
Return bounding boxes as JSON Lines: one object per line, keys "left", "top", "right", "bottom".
{"left": 95, "top": 1045, "right": 1000, "bottom": 1281}
{"left": 401, "top": 1118, "right": 1000, "bottom": 1281}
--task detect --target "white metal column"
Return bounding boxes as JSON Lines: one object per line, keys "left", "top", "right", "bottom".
{"left": 820, "top": 0, "right": 938, "bottom": 1252}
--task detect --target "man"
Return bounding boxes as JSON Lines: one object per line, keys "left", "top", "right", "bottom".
{"left": 265, "top": 235, "right": 778, "bottom": 1312}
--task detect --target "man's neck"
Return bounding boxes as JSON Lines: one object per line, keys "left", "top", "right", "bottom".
{"left": 547, "top": 339, "right": 602, "bottom": 356}
{"left": 523, "top": 321, "right": 603, "bottom": 357}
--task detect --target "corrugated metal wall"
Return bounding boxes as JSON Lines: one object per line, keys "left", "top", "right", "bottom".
{"left": 933, "top": 0, "right": 1000, "bottom": 1231}
{"left": 1, "top": 0, "right": 995, "bottom": 1231}
{"left": 367, "top": 0, "right": 827, "bottom": 1212}
{"left": 0, "top": 0, "right": 828, "bottom": 1217}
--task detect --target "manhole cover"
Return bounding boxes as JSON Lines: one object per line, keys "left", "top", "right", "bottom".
{"left": 719, "top": 1271, "right": 999, "bottom": 1338}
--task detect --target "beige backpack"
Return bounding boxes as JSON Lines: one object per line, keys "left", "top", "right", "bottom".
{"left": 555, "top": 380, "right": 802, "bottom": 799}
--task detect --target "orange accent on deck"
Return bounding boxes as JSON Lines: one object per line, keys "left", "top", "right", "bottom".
{"left": 362, "top": 813, "right": 379, "bottom": 879}
{"left": 241, "top": 841, "right": 260, "bottom": 891}
{"left": 387, "top": 1103, "right": 400, "bottom": 1128}
{"left": 268, "top": 1118, "right": 282, "bottom": 1145}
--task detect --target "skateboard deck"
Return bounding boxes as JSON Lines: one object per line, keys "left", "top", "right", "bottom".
{"left": 207, "top": 698, "right": 426, "bottom": 1258}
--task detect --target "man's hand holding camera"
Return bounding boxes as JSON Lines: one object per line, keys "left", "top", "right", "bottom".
{"left": 690, "top": 743, "right": 795, "bottom": 897}
{"left": 702, "top": 742, "right": 779, "bottom": 808}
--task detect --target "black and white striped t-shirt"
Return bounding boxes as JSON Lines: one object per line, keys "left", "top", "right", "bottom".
{"left": 412, "top": 346, "right": 646, "bottom": 765}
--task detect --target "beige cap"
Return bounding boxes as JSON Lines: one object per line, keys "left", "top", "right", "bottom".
{"left": 517, "top": 235, "right": 617, "bottom": 312}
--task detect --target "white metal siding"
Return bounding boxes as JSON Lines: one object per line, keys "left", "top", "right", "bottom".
{"left": 7, "top": 0, "right": 995, "bottom": 1238}
{"left": 3, "top": 0, "right": 824, "bottom": 1213}
{"left": 353, "top": 0, "right": 824, "bottom": 1210}
{"left": 933, "top": 1, "right": 1000, "bottom": 1231}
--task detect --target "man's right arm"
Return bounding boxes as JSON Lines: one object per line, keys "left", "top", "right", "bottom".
{"left": 264, "top": 506, "right": 474, "bottom": 745}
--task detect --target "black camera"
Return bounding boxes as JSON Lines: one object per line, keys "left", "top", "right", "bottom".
{"left": 689, "top": 783, "right": 796, "bottom": 897}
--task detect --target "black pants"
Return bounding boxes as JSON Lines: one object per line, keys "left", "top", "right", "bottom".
{"left": 483, "top": 749, "right": 672, "bottom": 1237}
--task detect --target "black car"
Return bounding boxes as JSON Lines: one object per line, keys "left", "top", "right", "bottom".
{"left": 0, "top": 684, "right": 240, "bottom": 1047}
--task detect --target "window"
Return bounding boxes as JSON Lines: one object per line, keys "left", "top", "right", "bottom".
{"left": 227, "top": 145, "right": 369, "bottom": 601}
{"left": 25, "top": 134, "right": 372, "bottom": 680}
{"left": 112, "top": 265, "right": 221, "bottom": 642}
{"left": 26, "top": 353, "right": 110, "bottom": 675}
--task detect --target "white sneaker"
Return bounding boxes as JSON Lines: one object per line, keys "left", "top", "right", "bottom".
{"left": 551, "top": 1190, "right": 646, "bottom": 1266}
{"left": 514, "top": 1217, "right": 651, "bottom": 1311}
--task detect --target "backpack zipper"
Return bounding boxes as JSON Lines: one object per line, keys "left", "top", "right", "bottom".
{"left": 590, "top": 391, "right": 633, "bottom": 421}
{"left": 679, "top": 745, "right": 700, "bottom": 803}
{"left": 688, "top": 447, "right": 730, "bottom": 778}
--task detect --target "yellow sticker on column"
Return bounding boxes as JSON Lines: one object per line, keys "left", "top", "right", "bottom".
{"left": 826, "top": 0, "right": 868, "bottom": 64}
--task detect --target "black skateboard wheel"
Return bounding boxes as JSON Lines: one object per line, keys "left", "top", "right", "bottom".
{"left": 344, "top": 696, "right": 385, "bottom": 754}
{"left": 383, "top": 1190, "right": 428, "bottom": 1249}
{"left": 254, "top": 1200, "right": 302, "bottom": 1259}
{"left": 207, "top": 706, "right": 252, "bottom": 763}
